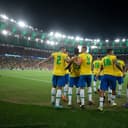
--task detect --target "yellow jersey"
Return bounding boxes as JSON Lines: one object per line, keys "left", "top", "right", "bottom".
{"left": 65, "top": 60, "right": 70, "bottom": 74}
{"left": 102, "top": 55, "right": 117, "bottom": 76}
{"left": 79, "top": 53, "right": 93, "bottom": 75}
{"left": 70, "top": 62, "right": 80, "bottom": 77}
{"left": 93, "top": 60, "right": 102, "bottom": 75}
{"left": 114, "top": 60, "right": 125, "bottom": 77}
{"left": 52, "top": 52, "right": 68, "bottom": 76}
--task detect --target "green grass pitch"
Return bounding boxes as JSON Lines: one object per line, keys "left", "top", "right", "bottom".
{"left": 0, "top": 70, "right": 128, "bottom": 128}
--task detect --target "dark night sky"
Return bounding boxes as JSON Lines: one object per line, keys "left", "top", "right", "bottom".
{"left": 0, "top": 0, "right": 128, "bottom": 39}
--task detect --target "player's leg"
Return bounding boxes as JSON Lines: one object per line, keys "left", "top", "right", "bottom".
{"left": 62, "top": 74, "right": 69, "bottom": 101}
{"left": 68, "top": 77, "right": 73, "bottom": 106}
{"left": 87, "top": 75, "right": 93, "bottom": 104}
{"left": 78, "top": 76, "right": 85, "bottom": 108}
{"left": 51, "top": 75, "right": 57, "bottom": 105}
{"left": 93, "top": 75, "right": 97, "bottom": 93}
{"left": 98, "top": 76, "right": 101, "bottom": 91}
{"left": 72, "top": 77, "right": 81, "bottom": 104}
{"left": 117, "top": 77, "right": 123, "bottom": 97}
{"left": 55, "top": 76, "right": 65, "bottom": 108}
{"left": 98, "top": 75, "right": 107, "bottom": 111}
{"left": 110, "top": 76, "right": 117, "bottom": 106}
{"left": 108, "top": 86, "right": 112, "bottom": 103}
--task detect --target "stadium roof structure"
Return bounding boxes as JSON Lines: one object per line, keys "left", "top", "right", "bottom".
{"left": 0, "top": 13, "right": 128, "bottom": 55}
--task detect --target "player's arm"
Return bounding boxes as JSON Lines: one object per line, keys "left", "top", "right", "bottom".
{"left": 96, "top": 65, "right": 103, "bottom": 77}
{"left": 38, "top": 55, "right": 53, "bottom": 66}
{"left": 115, "top": 61, "right": 123, "bottom": 72}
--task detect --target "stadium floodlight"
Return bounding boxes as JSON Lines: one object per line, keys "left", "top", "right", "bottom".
{"left": 55, "top": 32, "right": 62, "bottom": 38}
{"left": 28, "top": 26, "right": 33, "bottom": 30}
{"left": 55, "top": 42, "right": 58, "bottom": 45}
{"left": 50, "top": 41, "right": 55, "bottom": 45}
{"left": 122, "top": 38, "right": 126, "bottom": 42}
{"left": 49, "top": 32, "right": 54, "bottom": 36}
{"left": 105, "top": 40, "right": 109, "bottom": 42}
{"left": 85, "top": 38, "right": 89, "bottom": 41}
{"left": 27, "top": 37, "right": 30, "bottom": 40}
{"left": 0, "top": 14, "right": 9, "bottom": 20}
{"left": 62, "top": 35, "right": 66, "bottom": 38}
{"left": 68, "top": 36, "right": 71, "bottom": 39}
{"left": 46, "top": 40, "right": 50, "bottom": 44}
{"left": 35, "top": 38, "right": 39, "bottom": 42}
{"left": 75, "top": 36, "right": 80, "bottom": 41}
{"left": 96, "top": 39, "right": 100, "bottom": 42}
{"left": 14, "top": 34, "right": 20, "bottom": 38}
{"left": 70, "top": 36, "right": 74, "bottom": 40}
{"left": 10, "top": 18, "right": 16, "bottom": 23}
{"left": 18, "top": 21, "right": 26, "bottom": 28}
{"left": 114, "top": 39, "right": 120, "bottom": 43}
{"left": 94, "top": 39, "right": 97, "bottom": 42}
{"left": 41, "top": 40, "right": 43, "bottom": 43}
{"left": 80, "top": 38, "right": 84, "bottom": 41}
{"left": 91, "top": 45, "right": 98, "bottom": 49}
{"left": 1, "top": 30, "right": 8, "bottom": 35}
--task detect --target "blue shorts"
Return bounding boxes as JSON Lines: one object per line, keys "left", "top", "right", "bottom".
{"left": 69, "top": 77, "right": 79, "bottom": 88}
{"left": 65, "top": 74, "right": 69, "bottom": 85}
{"left": 78, "top": 75, "right": 92, "bottom": 88}
{"left": 100, "top": 76, "right": 104, "bottom": 81}
{"left": 116, "top": 77, "right": 123, "bottom": 84}
{"left": 94, "top": 75, "right": 101, "bottom": 81}
{"left": 100, "top": 75, "right": 116, "bottom": 91}
{"left": 52, "top": 75, "right": 65, "bottom": 87}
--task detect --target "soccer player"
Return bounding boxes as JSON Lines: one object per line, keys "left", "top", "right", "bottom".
{"left": 38, "top": 47, "right": 69, "bottom": 108}
{"left": 67, "top": 48, "right": 80, "bottom": 106}
{"left": 62, "top": 50, "right": 70, "bottom": 101}
{"left": 77, "top": 46, "right": 93, "bottom": 108}
{"left": 98, "top": 49, "right": 122, "bottom": 111}
{"left": 92, "top": 56, "right": 102, "bottom": 93}
{"left": 114, "top": 58, "right": 125, "bottom": 97}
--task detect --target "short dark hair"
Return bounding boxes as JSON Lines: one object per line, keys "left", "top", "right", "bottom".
{"left": 107, "top": 49, "right": 113, "bottom": 54}
{"left": 97, "top": 56, "right": 101, "bottom": 58}
{"left": 74, "top": 47, "right": 79, "bottom": 55}
{"left": 82, "top": 46, "right": 87, "bottom": 50}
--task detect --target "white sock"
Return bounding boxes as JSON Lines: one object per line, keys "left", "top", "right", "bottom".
{"left": 118, "top": 84, "right": 122, "bottom": 96}
{"left": 51, "top": 88, "right": 56, "bottom": 103}
{"left": 111, "top": 95, "right": 116, "bottom": 104}
{"left": 80, "top": 89, "right": 85, "bottom": 105}
{"left": 76, "top": 88, "right": 80, "bottom": 103}
{"left": 88, "top": 87, "right": 92, "bottom": 101}
{"left": 108, "top": 87, "right": 112, "bottom": 102}
{"left": 68, "top": 87, "right": 72, "bottom": 105}
{"left": 55, "top": 89, "right": 62, "bottom": 106}
{"left": 64, "top": 84, "right": 68, "bottom": 96}
{"left": 99, "top": 97, "right": 104, "bottom": 108}
{"left": 93, "top": 81, "right": 97, "bottom": 92}
{"left": 98, "top": 81, "right": 101, "bottom": 90}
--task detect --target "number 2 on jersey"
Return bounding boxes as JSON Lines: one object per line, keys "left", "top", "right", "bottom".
{"left": 57, "top": 56, "right": 61, "bottom": 64}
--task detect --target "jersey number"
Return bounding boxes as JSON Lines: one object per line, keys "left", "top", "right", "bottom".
{"left": 86, "top": 56, "right": 91, "bottom": 65}
{"left": 104, "top": 58, "right": 111, "bottom": 66}
{"left": 95, "top": 62, "right": 99, "bottom": 68}
{"left": 57, "top": 56, "right": 61, "bottom": 64}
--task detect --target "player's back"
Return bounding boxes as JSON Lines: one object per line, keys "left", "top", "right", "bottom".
{"left": 93, "top": 60, "right": 102, "bottom": 75}
{"left": 79, "top": 53, "right": 92, "bottom": 75}
{"left": 70, "top": 62, "right": 80, "bottom": 77}
{"left": 52, "top": 52, "right": 67, "bottom": 76}
{"left": 102, "top": 55, "right": 116, "bottom": 76}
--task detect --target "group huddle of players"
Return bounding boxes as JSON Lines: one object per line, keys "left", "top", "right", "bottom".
{"left": 39, "top": 46, "right": 126, "bottom": 111}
